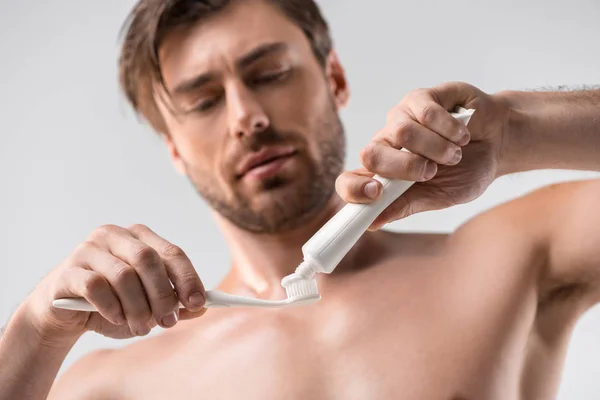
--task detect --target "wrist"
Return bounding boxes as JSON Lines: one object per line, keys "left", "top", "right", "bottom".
{"left": 493, "top": 90, "right": 538, "bottom": 177}
{"left": 12, "top": 300, "right": 84, "bottom": 350}
{"left": 0, "top": 303, "right": 80, "bottom": 400}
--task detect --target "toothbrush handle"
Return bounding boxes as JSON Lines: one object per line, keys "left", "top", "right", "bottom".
{"left": 53, "top": 290, "right": 240, "bottom": 311}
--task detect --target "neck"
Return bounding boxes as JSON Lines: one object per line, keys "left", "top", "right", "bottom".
{"left": 214, "top": 194, "right": 385, "bottom": 298}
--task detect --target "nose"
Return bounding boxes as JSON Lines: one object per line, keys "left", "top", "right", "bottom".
{"left": 226, "top": 83, "right": 270, "bottom": 139}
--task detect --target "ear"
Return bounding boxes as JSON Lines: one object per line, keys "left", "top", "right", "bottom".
{"left": 163, "top": 134, "right": 188, "bottom": 176}
{"left": 325, "top": 50, "right": 350, "bottom": 109}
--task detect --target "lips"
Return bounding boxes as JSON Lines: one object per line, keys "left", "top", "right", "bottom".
{"left": 236, "top": 146, "right": 297, "bottom": 180}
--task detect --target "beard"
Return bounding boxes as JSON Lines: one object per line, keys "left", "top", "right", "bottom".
{"left": 184, "top": 98, "right": 345, "bottom": 234}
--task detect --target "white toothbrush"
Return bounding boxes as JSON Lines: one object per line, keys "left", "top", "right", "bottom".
{"left": 53, "top": 278, "right": 320, "bottom": 310}
{"left": 53, "top": 107, "right": 474, "bottom": 312}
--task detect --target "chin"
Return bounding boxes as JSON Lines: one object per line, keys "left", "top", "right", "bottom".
{"left": 249, "top": 175, "right": 322, "bottom": 218}
{"left": 249, "top": 174, "right": 307, "bottom": 204}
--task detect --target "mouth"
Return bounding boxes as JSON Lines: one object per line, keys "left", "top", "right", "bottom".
{"left": 237, "top": 147, "right": 297, "bottom": 181}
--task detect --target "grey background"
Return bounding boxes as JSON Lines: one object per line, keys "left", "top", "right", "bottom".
{"left": 1, "top": 0, "right": 599, "bottom": 397}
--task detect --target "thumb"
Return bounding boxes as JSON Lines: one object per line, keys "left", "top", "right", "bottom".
{"left": 368, "top": 184, "right": 450, "bottom": 230}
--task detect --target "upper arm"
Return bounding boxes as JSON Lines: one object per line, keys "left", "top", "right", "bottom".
{"left": 544, "top": 179, "right": 600, "bottom": 310}
{"left": 445, "top": 178, "right": 600, "bottom": 313}
{"left": 48, "top": 349, "right": 118, "bottom": 400}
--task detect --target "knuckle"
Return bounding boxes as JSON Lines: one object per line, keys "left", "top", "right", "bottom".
{"left": 392, "top": 121, "right": 414, "bottom": 146}
{"left": 452, "top": 120, "right": 466, "bottom": 140}
{"left": 128, "top": 223, "right": 149, "bottom": 234}
{"left": 132, "top": 245, "right": 161, "bottom": 266}
{"left": 155, "top": 288, "right": 177, "bottom": 303}
{"left": 91, "top": 224, "right": 118, "bottom": 240}
{"left": 112, "top": 263, "right": 137, "bottom": 285}
{"left": 360, "top": 144, "right": 380, "bottom": 170}
{"left": 162, "top": 243, "right": 185, "bottom": 259}
{"left": 406, "top": 156, "right": 426, "bottom": 177}
{"left": 74, "top": 241, "right": 96, "bottom": 256}
{"left": 404, "top": 88, "right": 427, "bottom": 102}
{"left": 176, "top": 271, "right": 202, "bottom": 292}
{"left": 81, "top": 273, "right": 108, "bottom": 298}
{"left": 417, "top": 105, "right": 436, "bottom": 125}
{"left": 417, "top": 88, "right": 433, "bottom": 98}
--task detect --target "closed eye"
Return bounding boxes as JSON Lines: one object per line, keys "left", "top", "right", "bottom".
{"left": 192, "top": 95, "right": 221, "bottom": 113}
{"left": 251, "top": 69, "right": 290, "bottom": 85}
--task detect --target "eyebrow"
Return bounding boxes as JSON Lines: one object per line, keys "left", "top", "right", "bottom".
{"left": 236, "top": 41, "right": 288, "bottom": 69}
{"left": 172, "top": 72, "right": 217, "bottom": 95}
{"left": 171, "top": 42, "right": 288, "bottom": 95}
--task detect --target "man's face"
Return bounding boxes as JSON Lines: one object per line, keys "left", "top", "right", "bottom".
{"left": 157, "top": 0, "right": 348, "bottom": 234}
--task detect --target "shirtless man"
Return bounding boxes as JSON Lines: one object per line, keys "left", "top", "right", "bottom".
{"left": 1, "top": 0, "right": 600, "bottom": 399}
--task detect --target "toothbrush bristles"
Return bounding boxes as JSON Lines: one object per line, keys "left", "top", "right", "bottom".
{"left": 285, "top": 279, "right": 319, "bottom": 298}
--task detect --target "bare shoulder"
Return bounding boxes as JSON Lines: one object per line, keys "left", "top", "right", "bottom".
{"left": 446, "top": 178, "right": 600, "bottom": 249}
{"left": 47, "top": 311, "right": 262, "bottom": 399}
{"left": 442, "top": 178, "right": 600, "bottom": 306}
{"left": 48, "top": 347, "right": 121, "bottom": 400}
{"left": 48, "top": 324, "right": 204, "bottom": 400}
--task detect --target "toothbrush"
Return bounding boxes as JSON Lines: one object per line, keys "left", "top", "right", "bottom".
{"left": 53, "top": 107, "right": 474, "bottom": 311}
{"left": 53, "top": 283, "right": 320, "bottom": 310}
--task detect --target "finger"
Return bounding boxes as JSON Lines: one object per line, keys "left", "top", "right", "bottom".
{"left": 360, "top": 142, "right": 438, "bottom": 182}
{"left": 179, "top": 308, "right": 208, "bottom": 321}
{"left": 128, "top": 224, "right": 206, "bottom": 313}
{"left": 345, "top": 166, "right": 376, "bottom": 177}
{"left": 96, "top": 227, "right": 180, "bottom": 329}
{"left": 56, "top": 264, "right": 125, "bottom": 326}
{"left": 92, "top": 226, "right": 182, "bottom": 327}
{"left": 403, "top": 100, "right": 471, "bottom": 147}
{"left": 335, "top": 170, "right": 382, "bottom": 204}
{"left": 84, "top": 232, "right": 155, "bottom": 336}
{"left": 377, "top": 120, "right": 463, "bottom": 166}
{"left": 368, "top": 184, "right": 451, "bottom": 230}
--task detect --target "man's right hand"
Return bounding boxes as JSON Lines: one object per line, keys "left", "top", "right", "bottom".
{"left": 23, "top": 224, "right": 207, "bottom": 342}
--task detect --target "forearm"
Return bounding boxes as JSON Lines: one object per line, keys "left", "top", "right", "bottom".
{"left": 0, "top": 305, "right": 80, "bottom": 400}
{"left": 496, "top": 86, "right": 600, "bottom": 176}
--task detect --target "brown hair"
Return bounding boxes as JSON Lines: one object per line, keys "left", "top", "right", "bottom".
{"left": 118, "top": 0, "right": 333, "bottom": 134}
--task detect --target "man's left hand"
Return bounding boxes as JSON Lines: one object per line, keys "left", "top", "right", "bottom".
{"left": 335, "top": 82, "right": 510, "bottom": 230}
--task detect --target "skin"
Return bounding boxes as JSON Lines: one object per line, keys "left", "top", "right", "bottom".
{"left": 48, "top": 180, "right": 600, "bottom": 400}
{"left": 1, "top": 1, "right": 600, "bottom": 399}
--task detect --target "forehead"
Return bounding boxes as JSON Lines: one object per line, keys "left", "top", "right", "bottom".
{"left": 158, "top": 0, "right": 312, "bottom": 89}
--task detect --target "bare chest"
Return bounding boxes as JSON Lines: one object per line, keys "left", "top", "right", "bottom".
{"left": 119, "top": 259, "right": 548, "bottom": 400}
{"left": 125, "top": 327, "right": 518, "bottom": 400}
{"left": 125, "top": 311, "right": 533, "bottom": 397}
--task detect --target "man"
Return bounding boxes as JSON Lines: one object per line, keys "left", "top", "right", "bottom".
{"left": 1, "top": 0, "right": 599, "bottom": 399}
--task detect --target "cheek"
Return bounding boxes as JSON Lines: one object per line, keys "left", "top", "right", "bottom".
{"left": 265, "top": 69, "right": 331, "bottom": 134}
{"left": 166, "top": 116, "right": 226, "bottom": 173}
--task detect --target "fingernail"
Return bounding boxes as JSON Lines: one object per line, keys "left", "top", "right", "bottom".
{"left": 114, "top": 313, "right": 126, "bottom": 325}
{"left": 423, "top": 161, "right": 437, "bottom": 180}
{"left": 364, "top": 181, "right": 379, "bottom": 199}
{"left": 451, "top": 148, "right": 463, "bottom": 164}
{"left": 135, "top": 324, "right": 151, "bottom": 337}
{"left": 161, "top": 311, "right": 178, "bottom": 328}
{"left": 188, "top": 292, "right": 205, "bottom": 309}
{"left": 458, "top": 128, "right": 471, "bottom": 146}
